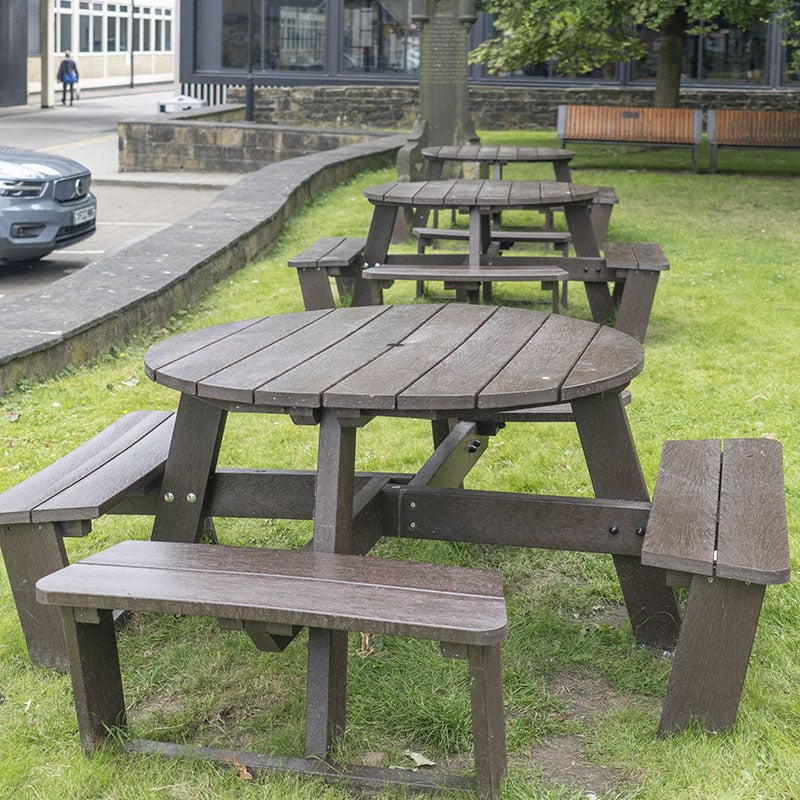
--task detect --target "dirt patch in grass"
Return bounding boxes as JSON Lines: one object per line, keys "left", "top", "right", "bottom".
{"left": 521, "top": 671, "right": 657, "bottom": 797}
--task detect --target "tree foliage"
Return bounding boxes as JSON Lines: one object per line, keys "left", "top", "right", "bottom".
{"left": 470, "top": 1, "right": 800, "bottom": 106}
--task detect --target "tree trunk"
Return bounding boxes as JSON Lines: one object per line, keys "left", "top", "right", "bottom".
{"left": 654, "top": 8, "right": 688, "bottom": 108}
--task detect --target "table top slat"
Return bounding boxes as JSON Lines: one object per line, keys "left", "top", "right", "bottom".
{"left": 477, "top": 314, "right": 600, "bottom": 409}
{"left": 144, "top": 318, "right": 262, "bottom": 379}
{"left": 444, "top": 180, "right": 484, "bottom": 206}
{"left": 561, "top": 325, "right": 645, "bottom": 400}
{"left": 397, "top": 307, "right": 550, "bottom": 411}
{"left": 148, "top": 312, "right": 336, "bottom": 397}
{"left": 320, "top": 304, "right": 498, "bottom": 410}
{"left": 198, "top": 306, "right": 390, "bottom": 403}
{"left": 253, "top": 305, "right": 444, "bottom": 408}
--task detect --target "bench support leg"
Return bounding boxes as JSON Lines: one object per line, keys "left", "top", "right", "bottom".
{"left": 468, "top": 644, "right": 506, "bottom": 800}
{"left": 151, "top": 394, "right": 227, "bottom": 543}
{"left": 305, "top": 627, "right": 349, "bottom": 757}
{"left": 305, "top": 409, "right": 357, "bottom": 756}
{"left": 1, "top": 522, "right": 70, "bottom": 671}
{"left": 62, "top": 608, "right": 127, "bottom": 754}
{"left": 572, "top": 393, "right": 681, "bottom": 649}
{"left": 659, "top": 575, "right": 765, "bottom": 734}
{"left": 613, "top": 270, "right": 660, "bottom": 344}
{"left": 296, "top": 267, "right": 337, "bottom": 311}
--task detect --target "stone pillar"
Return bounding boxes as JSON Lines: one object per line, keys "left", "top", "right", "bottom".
{"left": 397, "top": 0, "right": 480, "bottom": 181}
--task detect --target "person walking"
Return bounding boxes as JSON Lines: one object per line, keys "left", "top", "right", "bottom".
{"left": 56, "top": 52, "right": 79, "bottom": 106}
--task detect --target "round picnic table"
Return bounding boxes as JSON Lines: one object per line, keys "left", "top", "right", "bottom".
{"left": 421, "top": 144, "right": 576, "bottom": 181}
{"left": 143, "top": 303, "right": 680, "bottom": 763}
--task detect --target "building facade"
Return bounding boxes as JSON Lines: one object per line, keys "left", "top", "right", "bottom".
{"left": 5, "top": 1, "right": 800, "bottom": 106}
{"left": 182, "top": 0, "right": 800, "bottom": 90}
{"left": 24, "top": 0, "right": 176, "bottom": 96}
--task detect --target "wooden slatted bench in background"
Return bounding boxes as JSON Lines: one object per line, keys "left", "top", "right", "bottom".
{"left": 287, "top": 236, "right": 367, "bottom": 309}
{"left": 36, "top": 540, "right": 508, "bottom": 799}
{"left": 0, "top": 410, "right": 175, "bottom": 670}
{"left": 642, "top": 438, "right": 790, "bottom": 734}
{"left": 557, "top": 105, "right": 704, "bottom": 172}
{"left": 707, "top": 109, "right": 800, "bottom": 173}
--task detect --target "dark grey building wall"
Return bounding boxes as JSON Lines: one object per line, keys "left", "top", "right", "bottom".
{"left": 0, "top": 0, "right": 29, "bottom": 107}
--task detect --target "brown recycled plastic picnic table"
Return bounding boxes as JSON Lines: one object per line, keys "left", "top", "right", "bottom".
{"left": 143, "top": 303, "right": 680, "bottom": 756}
{"left": 421, "top": 145, "right": 576, "bottom": 181}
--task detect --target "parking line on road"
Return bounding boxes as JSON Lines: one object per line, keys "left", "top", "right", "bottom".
{"left": 40, "top": 134, "right": 117, "bottom": 152}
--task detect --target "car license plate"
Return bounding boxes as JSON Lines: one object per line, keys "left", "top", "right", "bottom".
{"left": 73, "top": 206, "right": 96, "bottom": 225}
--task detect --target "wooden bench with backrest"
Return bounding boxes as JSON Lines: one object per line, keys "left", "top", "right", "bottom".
{"left": 36, "top": 540, "right": 508, "bottom": 799}
{"left": 707, "top": 109, "right": 800, "bottom": 173}
{"left": 641, "top": 437, "right": 790, "bottom": 733}
{"left": 287, "top": 236, "right": 367, "bottom": 309}
{"left": 557, "top": 105, "right": 704, "bottom": 172}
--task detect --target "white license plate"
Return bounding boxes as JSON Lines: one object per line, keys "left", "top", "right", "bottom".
{"left": 73, "top": 206, "right": 96, "bottom": 225}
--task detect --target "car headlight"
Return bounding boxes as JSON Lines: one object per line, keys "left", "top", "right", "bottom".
{"left": 0, "top": 179, "right": 46, "bottom": 198}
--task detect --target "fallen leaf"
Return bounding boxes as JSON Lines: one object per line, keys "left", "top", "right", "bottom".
{"left": 224, "top": 753, "right": 253, "bottom": 780}
{"left": 405, "top": 749, "right": 436, "bottom": 767}
{"left": 8, "top": 412, "right": 20, "bottom": 422}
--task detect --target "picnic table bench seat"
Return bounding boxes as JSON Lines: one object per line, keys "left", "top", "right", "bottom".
{"left": 0, "top": 410, "right": 175, "bottom": 670}
{"left": 288, "top": 236, "right": 367, "bottom": 309}
{"left": 362, "top": 260, "right": 569, "bottom": 311}
{"left": 642, "top": 438, "right": 790, "bottom": 734}
{"left": 36, "top": 540, "right": 508, "bottom": 799}
{"left": 413, "top": 226, "right": 572, "bottom": 255}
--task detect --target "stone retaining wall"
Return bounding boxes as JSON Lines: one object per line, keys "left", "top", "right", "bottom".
{"left": 226, "top": 84, "right": 800, "bottom": 131}
{"left": 119, "top": 107, "right": 394, "bottom": 172}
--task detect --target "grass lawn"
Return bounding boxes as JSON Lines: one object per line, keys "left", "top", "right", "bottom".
{"left": 0, "top": 131, "right": 798, "bottom": 800}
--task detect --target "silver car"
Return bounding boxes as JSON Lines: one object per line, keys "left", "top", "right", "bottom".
{"left": 0, "top": 145, "right": 97, "bottom": 263}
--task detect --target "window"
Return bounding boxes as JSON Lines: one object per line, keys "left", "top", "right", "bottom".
{"left": 631, "top": 16, "right": 768, "bottom": 84}
{"left": 142, "top": 6, "right": 152, "bottom": 51}
{"left": 93, "top": 3, "right": 104, "bottom": 52}
{"left": 342, "top": 0, "right": 417, "bottom": 73}
{"left": 55, "top": 0, "right": 73, "bottom": 54}
{"left": 220, "top": 0, "right": 326, "bottom": 71}
{"left": 119, "top": 4, "right": 129, "bottom": 51}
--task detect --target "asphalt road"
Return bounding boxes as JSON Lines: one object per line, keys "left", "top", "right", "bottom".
{"left": 0, "top": 86, "right": 240, "bottom": 301}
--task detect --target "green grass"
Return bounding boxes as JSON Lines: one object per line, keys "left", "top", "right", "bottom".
{"left": 1, "top": 134, "right": 799, "bottom": 799}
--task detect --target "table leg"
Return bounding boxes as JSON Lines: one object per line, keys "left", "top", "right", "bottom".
{"left": 305, "top": 408, "right": 357, "bottom": 757}
{"left": 356, "top": 205, "right": 399, "bottom": 306}
{"left": 564, "top": 205, "right": 616, "bottom": 326}
{"left": 150, "top": 394, "right": 227, "bottom": 543}
{"left": 571, "top": 392, "right": 681, "bottom": 649}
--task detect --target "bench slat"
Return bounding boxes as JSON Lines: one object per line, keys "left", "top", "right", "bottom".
{"left": 0, "top": 411, "right": 174, "bottom": 525}
{"left": 362, "top": 264, "right": 568, "bottom": 282}
{"left": 641, "top": 439, "right": 720, "bottom": 576}
{"left": 603, "top": 241, "right": 669, "bottom": 272}
{"left": 717, "top": 438, "right": 790, "bottom": 584}
{"left": 288, "top": 237, "right": 366, "bottom": 268}
{"left": 37, "top": 541, "right": 507, "bottom": 645}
